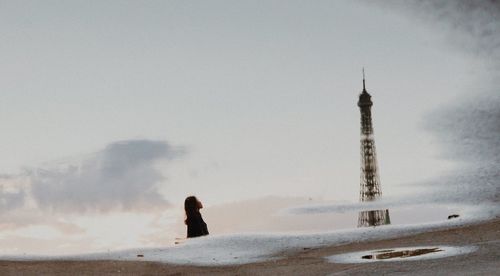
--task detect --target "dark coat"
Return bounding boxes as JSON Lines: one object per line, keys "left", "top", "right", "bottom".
{"left": 186, "top": 212, "right": 209, "bottom": 238}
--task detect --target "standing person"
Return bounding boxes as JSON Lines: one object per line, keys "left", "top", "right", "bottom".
{"left": 184, "top": 196, "right": 209, "bottom": 238}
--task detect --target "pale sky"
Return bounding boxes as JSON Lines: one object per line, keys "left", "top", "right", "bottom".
{"left": 0, "top": 0, "right": 496, "bottom": 254}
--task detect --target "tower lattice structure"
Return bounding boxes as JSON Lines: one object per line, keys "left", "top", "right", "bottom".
{"left": 356, "top": 71, "right": 391, "bottom": 227}
{"left": 358, "top": 72, "right": 382, "bottom": 202}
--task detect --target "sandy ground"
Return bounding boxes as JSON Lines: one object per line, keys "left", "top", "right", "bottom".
{"left": 1, "top": 218, "right": 499, "bottom": 276}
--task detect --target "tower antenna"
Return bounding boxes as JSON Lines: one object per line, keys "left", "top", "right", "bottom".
{"left": 362, "top": 67, "right": 366, "bottom": 91}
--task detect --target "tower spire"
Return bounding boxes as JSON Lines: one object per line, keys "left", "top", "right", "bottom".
{"left": 362, "top": 67, "right": 366, "bottom": 92}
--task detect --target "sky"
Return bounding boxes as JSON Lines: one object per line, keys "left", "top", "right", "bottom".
{"left": 0, "top": 0, "right": 498, "bottom": 254}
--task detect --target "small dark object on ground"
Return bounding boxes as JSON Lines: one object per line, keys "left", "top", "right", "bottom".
{"left": 137, "top": 254, "right": 144, "bottom": 258}
{"left": 362, "top": 255, "right": 373, "bottom": 259}
{"left": 303, "top": 247, "right": 311, "bottom": 250}
{"left": 448, "top": 214, "right": 460, "bottom": 219}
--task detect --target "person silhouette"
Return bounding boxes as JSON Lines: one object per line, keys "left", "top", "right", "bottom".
{"left": 184, "top": 196, "right": 209, "bottom": 238}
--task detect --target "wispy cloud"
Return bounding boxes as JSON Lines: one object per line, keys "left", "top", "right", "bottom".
{"left": 24, "top": 139, "right": 185, "bottom": 213}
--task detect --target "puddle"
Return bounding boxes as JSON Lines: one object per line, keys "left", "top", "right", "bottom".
{"left": 326, "top": 246, "right": 477, "bottom": 263}
{"left": 361, "top": 247, "right": 443, "bottom": 260}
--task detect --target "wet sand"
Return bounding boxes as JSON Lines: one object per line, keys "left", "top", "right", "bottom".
{"left": 1, "top": 218, "right": 499, "bottom": 275}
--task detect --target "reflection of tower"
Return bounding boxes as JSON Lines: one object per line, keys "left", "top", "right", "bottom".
{"left": 358, "top": 209, "right": 391, "bottom": 227}
{"left": 357, "top": 70, "right": 391, "bottom": 227}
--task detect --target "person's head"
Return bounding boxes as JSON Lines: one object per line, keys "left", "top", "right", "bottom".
{"left": 184, "top": 196, "right": 203, "bottom": 218}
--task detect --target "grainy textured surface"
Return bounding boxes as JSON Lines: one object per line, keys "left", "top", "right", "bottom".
{"left": 1, "top": 218, "right": 499, "bottom": 275}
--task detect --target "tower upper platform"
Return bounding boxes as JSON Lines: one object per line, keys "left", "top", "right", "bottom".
{"left": 358, "top": 77, "right": 373, "bottom": 108}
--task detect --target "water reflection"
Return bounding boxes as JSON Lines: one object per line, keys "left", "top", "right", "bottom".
{"left": 201, "top": 198, "right": 454, "bottom": 236}
{"left": 357, "top": 209, "right": 391, "bottom": 227}
{"left": 362, "top": 247, "right": 442, "bottom": 260}
{"left": 327, "top": 245, "right": 476, "bottom": 264}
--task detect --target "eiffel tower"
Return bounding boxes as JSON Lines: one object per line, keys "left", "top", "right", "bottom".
{"left": 357, "top": 69, "right": 391, "bottom": 227}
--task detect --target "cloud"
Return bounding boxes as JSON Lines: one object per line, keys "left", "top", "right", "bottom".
{"left": 26, "top": 139, "right": 185, "bottom": 213}
{"left": 372, "top": 0, "right": 500, "bottom": 67}
{"left": 0, "top": 186, "right": 25, "bottom": 212}
{"left": 425, "top": 92, "right": 500, "bottom": 164}
{"left": 375, "top": 0, "right": 500, "bottom": 203}
{"left": 421, "top": 92, "right": 500, "bottom": 203}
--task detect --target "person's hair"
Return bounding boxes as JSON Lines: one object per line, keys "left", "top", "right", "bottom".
{"left": 184, "top": 196, "right": 200, "bottom": 225}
